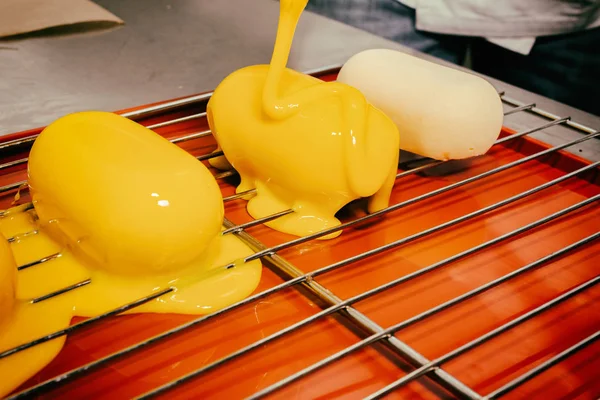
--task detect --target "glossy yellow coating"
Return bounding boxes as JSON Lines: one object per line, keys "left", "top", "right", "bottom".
{"left": 0, "top": 112, "right": 262, "bottom": 397}
{"left": 28, "top": 111, "right": 225, "bottom": 276}
{"left": 207, "top": 0, "right": 399, "bottom": 239}
{"left": 0, "top": 223, "right": 70, "bottom": 398}
{"left": 0, "top": 235, "right": 15, "bottom": 323}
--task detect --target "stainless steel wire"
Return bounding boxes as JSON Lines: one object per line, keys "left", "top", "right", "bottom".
{"left": 197, "top": 150, "right": 224, "bottom": 162}
{"left": 0, "top": 127, "right": 213, "bottom": 172}
{"left": 142, "top": 192, "right": 599, "bottom": 399}
{"left": 170, "top": 129, "right": 212, "bottom": 144}
{"left": 0, "top": 136, "right": 37, "bottom": 151}
{"left": 222, "top": 188, "right": 257, "bottom": 202}
{"left": 6, "top": 229, "right": 38, "bottom": 243}
{"left": 1, "top": 78, "right": 598, "bottom": 400}
{"left": 501, "top": 95, "right": 599, "bottom": 135}
{"left": 220, "top": 221, "right": 481, "bottom": 400}
{"left": 4, "top": 184, "right": 249, "bottom": 221}
{"left": 17, "top": 252, "right": 61, "bottom": 271}
{"left": 0, "top": 202, "right": 33, "bottom": 217}
{"left": 4, "top": 121, "right": 597, "bottom": 364}
{"left": 0, "top": 111, "right": 572, "bottom": 197}
{"left": 145, "top": 113, "right": 206, "bottom": 130}
{"left": 238, "top": 131, "right": 599, "bottom": 265}
{"left": 0, "top": 180, "right": 26, "bottom": 195}
{"left": 31, "top": 279, "right": 92, "bottom": 304}
{"left": 503, "top": 103, "right": 535, "bottom": 116}
{"left": 0, "top": 287, "right": 174, "bottom": 359}
{"left": 221, "top": 209, "right": 295, "bottom": 235}
{"left": 483, "top": 330, "right": 600, "bottom": 399}
{"left": 364, "top": 274, "right": 599, "bottom": 399}
{"left": 0, "top": 61, "right": 595, "bottom": 155}
{"left": 249, "top": 232, "right": 600, "bottom": 400}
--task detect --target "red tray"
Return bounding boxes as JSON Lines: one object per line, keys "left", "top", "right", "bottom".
{"left": 1, "top": 71, "right": 598, "bottom": 400}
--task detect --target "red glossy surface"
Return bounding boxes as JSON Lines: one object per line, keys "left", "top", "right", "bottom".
{"left": 1, "top": 73, "right": 599, "bottom": 399}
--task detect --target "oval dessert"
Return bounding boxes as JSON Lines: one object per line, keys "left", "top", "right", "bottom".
{"left": 28, "top": 111, "right": 224, "bottom": 276}
{"left": 0, "top": 112, "right": 263, "bottom": 397}
{"left": 338, "top": 48, "right": 504, "bottom": 161}
{"left": 207, "top": 0, "right": 400, "bottom": 239}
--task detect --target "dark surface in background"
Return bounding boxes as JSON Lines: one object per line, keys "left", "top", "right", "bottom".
{"left": 471, "top": 29, "right": 600, "bottom": 117}
{"left": 306, "top": 0, "right": 600, "bottom": 116}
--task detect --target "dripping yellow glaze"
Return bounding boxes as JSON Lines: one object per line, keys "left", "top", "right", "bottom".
{"left": 207, "top": 0, "right": 399, "bottom": 239}
{"left": 0, "top": 112, "right": 262, "bottom": 397}
{"left": 0, "top": 218, "right": 70, "bottom": 398}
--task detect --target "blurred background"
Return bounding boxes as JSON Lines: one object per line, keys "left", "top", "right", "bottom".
{"left": 305, "top": 0, "right": 600, "bottom": 116}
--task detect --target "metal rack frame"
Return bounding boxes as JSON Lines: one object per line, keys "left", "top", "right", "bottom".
{"left": 0, "top": 67, "right": 598, "bottom": 399}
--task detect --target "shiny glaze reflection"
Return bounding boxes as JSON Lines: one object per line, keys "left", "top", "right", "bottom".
{"left": 207, "top": 0, "right": 399, "bottom": 239}
{"left": 0, "top": 112, "right": 262, "bottom": 397}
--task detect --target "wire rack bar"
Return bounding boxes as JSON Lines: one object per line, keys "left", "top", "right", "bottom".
{"left": 0, "top": 110, "right": 208, "bottom": 155}
{"left": 0, "top": 126, "right": 213, "bottom": 172}
{"left": 0, "top": 105, "right": 572, "bottom": 201}
{"left": 503, "top": 103, "right": 535, "bottom": 116}
{"left": 17, "top": 253, "right": 61, "bottom": 271}
{"left": 0, "top": 159, "right": 29, "bottom": 171}
{"left": 0, "top": 105, "right": 567, "bottom": 187}
{"left": 136, "top": 218, "right": 482, "bottom": 400}
{"left": 121, "top": 93, "right": 214, "bottom": 120}
{"left": 228, "top": 223, "right": 482, "bottom": 400}
{"left": 0, "top": 288, "right": 173, "bottom": 360}
{"left": 8, "top": 274, "right": 307, "bottom": 398}
{"left": 145, "top": 112, "right": 206, "bottom": 130}
{"left": 0, "top": 181, "right": 26, "bottom": 195}
{"left": 3, "top": 185, "right": 250, "bottom": 222}
{"left": 10, "top": 152, "right": 598, "bottom": 399}
{"left": 0, "top": 92, "right": 213, "bottom": 153}
{"left": 9, "top": 216, "right": 481, "bottom": 400}
{"left": 196, "top": 150, "right": 224, "bottom": 162}
{"left": 0, "top": 66, "right": 342, "bottom": 153}
{"left": 31, "top": 279, "right": 91, "bottom": 304}
{"left": 4, "top": 126, "right": 595, "bottom": 349}
{"left": 1, "top": 123, "right": 597, "bottom": 398}
{"left": 0, "top": 66, "right": 339, "bottom": 153}
{"left": 0, "top": 136, "right": 37, "bottom": 151}
{"left": 364, "top": 273, "right": 600, "bottom": 399}
{"left": 248, "top": 231, "right": 600, "bottom": 400}
{"left": 495, "top": 117, "right": 569, "bottom": 144}
{"left": 393, "top": 116, "right": 570, "bottom": 182}
{"left": 144, "top": 199, "right": 596, "bottom": 398}
{"left": 501, "top": 95, "right": 599, "bottom": 135}
{"left": 170, "top": 129, "right": 212, "bottom": 144}
{"left": 222, "top": 189, "right": 257, "bottom": 202}
{"left": 214, "top": 170, "right": 236, "bottom": 180}
{"left": 0, "top": 65, "right": 597, "bottom": 399}
{"left": 154, "top": 193, "right": 599, "bottom": 399}
{"left": 221, "top": 209, "right": 295, "bottom": 235}
{"left": 0, "top": 203, "right": 33, "bottom": 218}
{"left": 239, "top": 131, "right": 599, "bottom": 265}
{"left": 6, "top": 229, "right": 38, "bottom": 243}
{"left": 0, "top": 62, "right": 596, "bottom": 155}
{"left": 483, "top": 330, "right": 600, "bottom": 399}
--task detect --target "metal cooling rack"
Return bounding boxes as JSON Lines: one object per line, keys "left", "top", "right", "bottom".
{"left": 0, "top": 66, "right": 598, "bottom": 399}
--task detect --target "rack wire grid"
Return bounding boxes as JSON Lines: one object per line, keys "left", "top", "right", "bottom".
{"left": 0, "top": 67, "right": 598, "bottom": 400}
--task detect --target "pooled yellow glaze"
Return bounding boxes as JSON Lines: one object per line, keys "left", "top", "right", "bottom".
{"left": 0, "top": 225, "right": 71, "bottom": 398}
{"left": 0, "top": 112, "right": 262, "bottom": 397}
{"left": 207, "top": 0, "right": 399, "bottom": 239}
{"left": 0, "top": 233, "right": 14, "bottom": 321}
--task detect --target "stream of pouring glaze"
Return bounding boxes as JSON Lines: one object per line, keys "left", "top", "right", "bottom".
{"left": 207, "top": 0, "right": 400, "bottom": 239}
{"left": 0, "top": 112, "right": 262, "bottom": 397}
